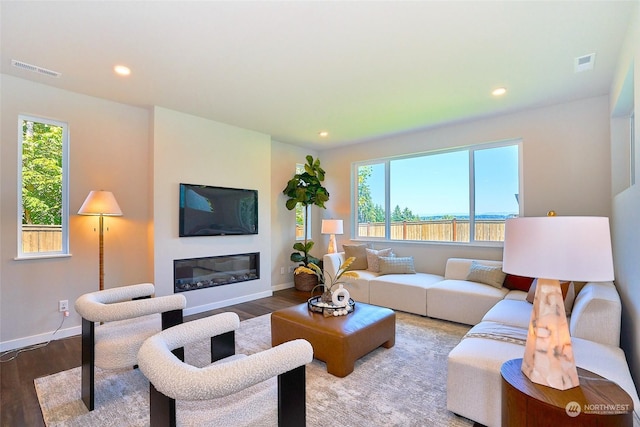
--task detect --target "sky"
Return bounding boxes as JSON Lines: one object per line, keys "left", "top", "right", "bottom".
{"left": 365, "top": 144, "right": 520, "bottom": 217}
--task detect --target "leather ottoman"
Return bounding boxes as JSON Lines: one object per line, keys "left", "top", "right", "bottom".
{"left": 271, "top": 302, "right": 395, "bottom": 377}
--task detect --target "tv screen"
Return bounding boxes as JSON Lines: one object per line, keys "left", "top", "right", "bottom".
{"left": 179, "top": 183, "right": 258, "bottom": 237}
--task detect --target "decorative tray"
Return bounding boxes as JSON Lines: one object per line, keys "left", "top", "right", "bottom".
{"left": 307, "top": 295, "right": 355, "bottom": 316}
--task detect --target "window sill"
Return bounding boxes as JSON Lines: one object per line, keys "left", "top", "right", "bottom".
{"left": 14, "top": 253, "right": 72, "bottom": 261}
{"left": 349, "top": 238, "right": 504, "bottom": 249}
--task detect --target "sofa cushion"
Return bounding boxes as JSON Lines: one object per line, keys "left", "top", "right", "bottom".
{"left": 343, "top": 244, "right": 369, "bottom": 270}
{"left": 481, "top": 299, "right": 533, "bottom": 330}
{"left": 338, "top": 270, "right": 379, "bottom": 304}
{"left": 379, "top": 256, "right": 416, "bottom": 275}
{"left": 526, "top": 279, "right": 575, "bottom": 315}
{"left": 370, "top": 273, "right": 443, "bottom": 316}
{"left": 366, "top": 248, "right": 394, "bottom": 272}
{"left": 444, "top": 258, "right": 503, "bottom": 280}
{"left": 503, "top": 274, "right": 535, "bottom": 292}
{"left": 569, "top": 281, "right": 621, "bottom": 347}
{"left": 466, "top": 261, "right": 506, "bottom": 289}
{"left": 427, "top": 279, "right": 509, "bottom": 325}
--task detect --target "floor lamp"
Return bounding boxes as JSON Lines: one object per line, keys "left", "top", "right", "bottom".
{"left": 78, "top": 191, "right": 123, "bottom": 291}
{"left": 502, "top": 215, "right": 614, "bottom": 390}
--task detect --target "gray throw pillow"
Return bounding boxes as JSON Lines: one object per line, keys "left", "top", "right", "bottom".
{"left": 378, "top": 256, "right": 416, "bottom": 275}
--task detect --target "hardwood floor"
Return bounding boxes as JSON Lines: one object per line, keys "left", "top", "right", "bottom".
{"left": 0, "top": 288, "right": 309, "bottom": 427}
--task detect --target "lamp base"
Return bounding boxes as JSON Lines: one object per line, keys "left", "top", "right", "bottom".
{"left": 328, "top": 234, "right": 337, "bottom": 254}
{"left": 521, "top": 278, "right": 579, "bottom": 390}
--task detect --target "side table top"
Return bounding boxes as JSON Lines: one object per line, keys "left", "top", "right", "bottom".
{"left": 501, "top": 358, "right": 633, "bottom": 416}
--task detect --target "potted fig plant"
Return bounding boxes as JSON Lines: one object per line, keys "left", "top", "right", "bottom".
{"left": 283, "top": 155, "right": 330, "bottom": 291}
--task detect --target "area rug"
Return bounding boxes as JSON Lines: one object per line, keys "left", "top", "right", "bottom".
{"left": 35, "top": 311, "right": 474, "bottom": 426}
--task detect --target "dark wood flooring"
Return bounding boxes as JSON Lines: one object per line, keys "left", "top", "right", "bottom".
{"left": 0, "top": 288, "right": 309, "bottom": 427}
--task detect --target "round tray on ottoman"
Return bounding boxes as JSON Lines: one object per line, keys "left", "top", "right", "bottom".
{"left": 307, "top": 296, "right": 355, "bottom": 316}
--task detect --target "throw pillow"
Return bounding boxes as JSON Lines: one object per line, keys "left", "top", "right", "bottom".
{"left": 342, "top": 244, "right": 369, "bottom": 270}
{"left": 503, "top": 274, "right": 535, "bottom": 292}
{"left": 526, "top": 279, "right": 576, "bottom": 315}
{"left": 366, "top": 248, "right": 394, "bottom": 272}
{"left": 378, "top": 256, "right": 416, "bottom": 275}
{"left": 466, "top": 261, "right": 506, "bottom": 289}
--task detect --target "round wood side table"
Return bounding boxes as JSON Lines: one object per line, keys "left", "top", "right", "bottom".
{"left": 501, "top": 358, "right": 633, "bottom": 427}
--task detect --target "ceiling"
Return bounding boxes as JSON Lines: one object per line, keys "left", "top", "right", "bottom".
{"left": 0, "top": 1, "right": 635, "bottom": 150}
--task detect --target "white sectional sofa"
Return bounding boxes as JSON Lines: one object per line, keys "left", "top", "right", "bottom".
{"left": 323, "top": 251, "right": 640, "bottom": 426}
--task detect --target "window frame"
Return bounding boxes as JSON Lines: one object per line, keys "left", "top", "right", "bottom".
{"left": 352, "top": 139, "right": 523, "bottom": 245}
{"left": 294, "top": 163, "right": 312, "bottom": 241}
{"left": 631, "top": 110, "right": 636, "bottom": 187}
{"left": 17, "top": 114, "right": 70, "bottom": 258}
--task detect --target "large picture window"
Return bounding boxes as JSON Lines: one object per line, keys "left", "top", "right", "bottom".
{"left": 354, "top": 140, "right": 521, "bottom": 243}
{"left": 18, "top": 115, "right": 69, "bottom": 257}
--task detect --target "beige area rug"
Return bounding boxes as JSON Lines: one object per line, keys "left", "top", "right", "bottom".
{"left": 35, "top": 311, "right": 474, "bottom": 426}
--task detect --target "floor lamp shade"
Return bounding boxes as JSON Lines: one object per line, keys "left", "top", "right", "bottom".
{"left": 322, "top": 219, "right": 343, "bottom": 254}
{"left": 78, "top": 191, "right": 123, "bottom": 290}
{"left": 502, "top": 216, "right": 614, "bottom": 390}
{"left": 78, "top": 191, "right": 123, "bottom": 216}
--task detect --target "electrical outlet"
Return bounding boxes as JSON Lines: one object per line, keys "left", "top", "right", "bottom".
{"left": 58, "top": 299, "right": 69, "bottom": 312}
{"left": 280, "top": 267, "right": 285, "bottom": 275}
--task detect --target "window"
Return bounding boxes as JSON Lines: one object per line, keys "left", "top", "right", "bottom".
{"left": 294, "top": 163, "right": 311, "bottom": 240}
{"left": 631, "top": 110, "right": 636, "bottom": 186}
{"left": 18, "top": 115, "right": 69, "bottom": 256}
{"left": 354, "top": 140, "right": 521, "bottom": 243}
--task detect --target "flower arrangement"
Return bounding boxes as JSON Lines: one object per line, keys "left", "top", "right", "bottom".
{"left": 295, "top": 256, "right": 359, "bottom": 298}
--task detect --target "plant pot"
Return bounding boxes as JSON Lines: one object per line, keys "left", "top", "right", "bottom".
{"left": 294, "top": 271, "right": 318, "bottom": 292}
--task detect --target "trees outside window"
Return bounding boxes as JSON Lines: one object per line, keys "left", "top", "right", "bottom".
{"left": 18, "top": 115, "right": 69, "bottom": 256}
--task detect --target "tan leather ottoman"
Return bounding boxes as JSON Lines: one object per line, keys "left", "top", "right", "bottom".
{"left": 271, "top": 302, "right": 395, "bottom": 377}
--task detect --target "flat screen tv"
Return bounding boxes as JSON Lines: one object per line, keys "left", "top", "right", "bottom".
{"left": 179, "top": 183, "right": 258, "bottom": 237}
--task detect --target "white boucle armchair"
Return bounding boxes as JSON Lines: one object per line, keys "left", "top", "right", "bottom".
{"left": 137, "top": 312, "right": 314, "bottom": 427}
{"left": 74, "top": 283, "right": 186, "bottom": 411}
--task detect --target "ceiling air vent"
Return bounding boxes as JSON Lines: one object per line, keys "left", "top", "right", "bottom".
{"left": 11, "top": 59, "right": 61, "bottom": 78}
{"left": 574, "top": 53, "right": 596, "bottom": 73}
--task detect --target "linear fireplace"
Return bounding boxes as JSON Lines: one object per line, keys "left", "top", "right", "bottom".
{"left": 174, "top": 252, "right": 259, "bottom": 293}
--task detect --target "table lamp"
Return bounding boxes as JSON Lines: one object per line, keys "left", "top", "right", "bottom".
{"left": 78, "top": 191, "right": 123, "bottom": 290}
{"left": 321, "top": 219, "right": 343, "bottom": 254}
{"left": 502, "top": 215, "right": 614, "bottom": 390}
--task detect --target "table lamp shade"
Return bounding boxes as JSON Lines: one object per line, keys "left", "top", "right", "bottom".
{"left": 502, "top": 216, "right": 614, "bottom": 281}
{"left": 321, "top": 219, "right": 344, "bottom": 235}
{"left": 503, "top": 216, "right": 614, "bottom": 390}
{"left": 78, "top": 191, "right": 123, "bottom": 216}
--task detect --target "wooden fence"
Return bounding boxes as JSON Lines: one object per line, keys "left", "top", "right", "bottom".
{"left": 358, "top": 219, "right": 506, "bottom": 242}
{"left": 296, "top": 219, "right": 506, "bottom": 242}
{"left": 22, "top": 224, "right": 62, "bottom": 253}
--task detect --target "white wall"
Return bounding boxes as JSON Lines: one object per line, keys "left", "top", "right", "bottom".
{"left": 269, "top": 141, "right": 321, "bottom": 289}
{"left": 151, "top": 107, "right": 273, "bottom": 315}
{"left": 319, "top": 95, "right": 612, "bottom": 275}
{"left": 0, "top": 75, "right": 150, "bottom": 349}
{"left": 610, "top": 1, "right": 640, "bottom": 392}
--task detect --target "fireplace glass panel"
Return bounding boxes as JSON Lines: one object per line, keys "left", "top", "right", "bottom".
{"left": 174, "top": 252, "right": 259, "bottom": 292}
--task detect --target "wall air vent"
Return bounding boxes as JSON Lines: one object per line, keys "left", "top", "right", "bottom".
{"left": 574, "top": 53, "right": 596, "bottom": 73}
{"left": 11, "top": 59, "right": 61, "bottom": 78}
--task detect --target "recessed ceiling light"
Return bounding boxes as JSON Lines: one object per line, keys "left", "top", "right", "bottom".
{"left": 319, "top": 131, "right": 329, "bottom": 138}
{"left": 114, "top": 65, "right": 131, "bottom": 76}
{"left": 492, "top": 87, "right": 507, "bottom": 96}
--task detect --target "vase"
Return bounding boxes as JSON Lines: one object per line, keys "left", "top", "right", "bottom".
{"left": 320, "top": 289, "right": 333, "bottom": 303}
{"left": 331, "top": 284, "right": 351, "bottom": 307}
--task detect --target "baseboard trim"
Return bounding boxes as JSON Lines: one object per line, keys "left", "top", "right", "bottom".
{"left": 0, "top": 324, "right": 81, "bottom": 352}
{"left": 1, "top": 285, "right": 296, "bottom": 352}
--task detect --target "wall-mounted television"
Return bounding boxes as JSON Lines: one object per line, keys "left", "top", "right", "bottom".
{"left": 179, "top": 183, "right": 258, "bottom": 237}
